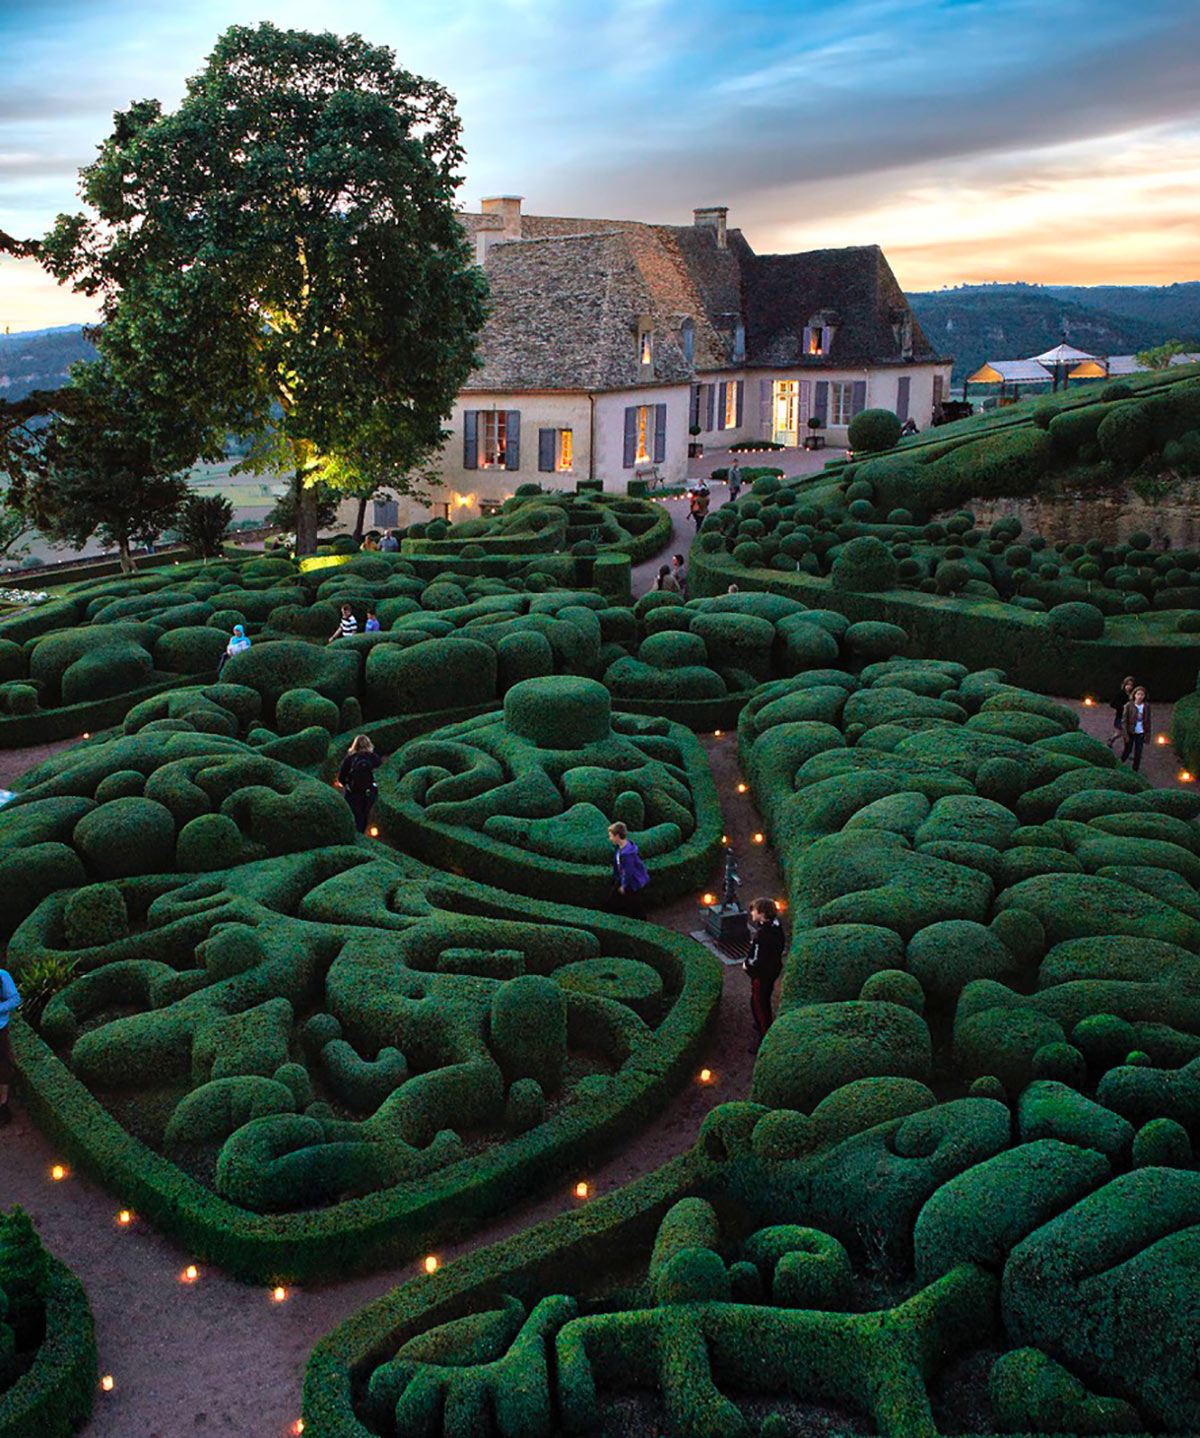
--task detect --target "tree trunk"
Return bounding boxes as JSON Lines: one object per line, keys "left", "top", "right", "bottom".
{"left": 353, "top": 494, "right": 369, "bottom": 544}
{"left": 118, "top": 537, "right": 136, "bottom": 575}
{"left": 294, "top": 471, "right": 318, "bottom": 557}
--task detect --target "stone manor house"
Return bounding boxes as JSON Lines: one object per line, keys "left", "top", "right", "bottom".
{"left": 370, "top": 197, "right": 952, "bottom": 526}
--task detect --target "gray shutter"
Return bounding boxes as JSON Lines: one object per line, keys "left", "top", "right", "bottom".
{"left": 802, "top": 326, "right": 812, "bottom": 356}
{"left": 896, "top": 376, "right": 911, "bottom": 423}
{"left": 690, "top": 385, "right": 701, "bottom": 429}
{"left": 504, "top": 411, "right": 521, "bottom": 470}
{"left": 759, "top": 378, "right": 772, "bottom": 430}
{"left": 813, "top": 382, "right": 828, "bottom": 426}
{"left": 463, "top": 411, "right": 478, "bottom": 470}
{"left": 717, "top": 381, "right": 728, "bottom": 430}
{"left": 735, "top": 380, "right": 744, "bottom": 427}
{"left": 538, "top": 428, "right": 555, "bottom": 472}
{"left": 705, "top": 384, "right": 715, "bottom": 432}
{"left": 653, "top": 403, "right": 667, "bottom": 463}
{"left": 623, "top": 407, "right": 637, "bottom": 468}
{"left": 798, "top": 381, "right": 810, "bottom": 427}
{"left": 851, "top": 382, "right": 867, "bottom": 418}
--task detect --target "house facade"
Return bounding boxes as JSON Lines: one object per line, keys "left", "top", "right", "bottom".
{"left": 357, "top": 198, "right": 952, "bottom": 528}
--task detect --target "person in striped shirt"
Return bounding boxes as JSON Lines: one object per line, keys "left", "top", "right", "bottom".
{"left": 329, "top": 604, "right": 358, "bottom": 643}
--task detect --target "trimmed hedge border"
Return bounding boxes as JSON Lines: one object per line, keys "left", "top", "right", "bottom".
{"left": 689, "top": 545, "right": 1200, "bottom": 699}
{"left": 376, "top": 704, "right": 725, "bottom": 908}
{"left": 1176, "top": 689, "right": 1200, "bottom": 773}
{"left": 13, "top": 875, "right": 721, "bottom": 1285}
{"left": 302, "top": 1147, "right": 710, "bottom": 1436}
{"left": 0, "top": 1256, "right": 96, "bottom": 1438}
{"left": 0, "top": 671, "right": 213, "bottom": 749}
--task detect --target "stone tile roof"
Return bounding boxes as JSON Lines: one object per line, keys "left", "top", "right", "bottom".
{"left": 734, "top": 238, "right": 943, "bottom": 367}
{"left": 459, "top": 210, "right": 944, "bottom": 393}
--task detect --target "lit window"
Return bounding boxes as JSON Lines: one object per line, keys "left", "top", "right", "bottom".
{"left": 807, "top": 327, "right": 825, "bottom": 355}
{"left": 724, "top": 381, "right": 740, "bottom": 429}
{"left": 557, "top": 429, "right": 573, "bottom": 471}
{"left": 829, "top": 382, "right": 854, "bottom": 426}
{"left": 635, "top": 406, "right": 651, "bottom": 462}
{"left": 640, "top": 330, "right": 653, "bottom": 365}
{"left": 480, "top": 411, "right": 507, "bottom": 467}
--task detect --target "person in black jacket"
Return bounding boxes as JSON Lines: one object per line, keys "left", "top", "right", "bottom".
{"left": 338, "top": 735, "right": 382, "bottom": 833}
{"left": 1108, "top": 675, "right": 1135, "bottom": 748}
{"left": 744, "top": 897, "right": 786, "bottom": 1039}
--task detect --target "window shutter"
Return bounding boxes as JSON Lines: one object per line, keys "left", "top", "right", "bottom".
{"left": 682, "top": 320, "right": 695, "bottom": 366}
{"left": 538, "top": 428, "right": 555, "bottom": 472}
{"left": 798, "top": 381, "right": 810, "bottom": 425}
{"left": 463, "top": 411, "right": 479, "bottom": 470}
{"left": 802, "top": 326, "right": 812, "bottom": 356}
{"left": 690, "top": 384, "right": 701, "bottom": 429}
{"left": 705, "top": 384, "right": 715, "bottom": 432}
{"left": 851, "top": 382, "right": 867, "bottom": 418}
{"left": 505, "top": 411, "right": 521, "bottom": 470}
{"left": 813, "top": 382, "right": 828, "bottom": 427}
{"left": 759, "top": 378, "right": 772, "bottom": 429}
{"left": 623, "top": 407, "right": 637, "bottom": 468}
{"left": 734, "top": 380, "right": 744, "bottom": 427}
{"left": 896, "top": 377, "right": 911, "bottom": 423}
{"left": 717, "top": 382, "right": 728, "bottom": 430}
{"left": 653, "top": 403, "right": 667, "bottom": 464}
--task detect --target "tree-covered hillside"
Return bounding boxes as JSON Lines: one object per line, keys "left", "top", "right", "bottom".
{"left": 0, "top": 325, "right": 95, "bottom": 400}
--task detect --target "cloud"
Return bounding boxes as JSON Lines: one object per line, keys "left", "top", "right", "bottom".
{"left": 2, "top": 0, "right": 1199, "bottom": 330}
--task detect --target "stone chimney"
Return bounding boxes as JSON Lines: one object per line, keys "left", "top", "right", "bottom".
{"left": 480, "top": 196, "right": 524, "bottom": 240}
{"left": 693, "top": 206, "right": 728, "bottom": 248}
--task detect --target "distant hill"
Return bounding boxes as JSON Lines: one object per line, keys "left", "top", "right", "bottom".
{"left": 0, "top": 325, "right": 95, "bottom": 401}
{"left": 904, "top": 285, "right": 1172, "bottom": 384}
{"left": 1046, "top": 282, "right": 1200, "bottom": 335}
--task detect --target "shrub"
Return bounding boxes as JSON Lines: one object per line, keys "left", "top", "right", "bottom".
{"left": 72, "top": 798, "right": 177, "bottom": 879}
{"left": 490, "top": 976, "right": 568, "bottom": 1093}
{"left": 1045, "top": 601, "right": 1105, "bottom": 640}
{"left": 847, "top": 408, "right": 902, "bottom": 453}
{"left": 829, "top": 537, "right": 897, "bottom": 593}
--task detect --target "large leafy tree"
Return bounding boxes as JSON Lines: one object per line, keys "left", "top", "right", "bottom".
{"left": 7, "top": 361, "right": 190, "bottom": 573}
{"left": 41, "top": 23, "right": 488, "bottom": 554}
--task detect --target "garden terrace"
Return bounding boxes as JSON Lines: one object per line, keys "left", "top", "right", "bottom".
{"left": 0, "top": 1208, "right": 96, "bottom": 1438}
{"left": 3, "top": 728, "right": 720, "bottom": 1283}
{"left": 688, "top": 470, "right": 1200, "bottom": 697}
{"left": 305, "top": 645, "right": 1200, "bottom": 1437}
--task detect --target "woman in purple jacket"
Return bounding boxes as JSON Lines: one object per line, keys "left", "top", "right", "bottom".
{"left": 607, "top": 821, "right": 650, "bottom": 920}
{"left": 0, "top": 967, "right": 20, "bottom": 1125}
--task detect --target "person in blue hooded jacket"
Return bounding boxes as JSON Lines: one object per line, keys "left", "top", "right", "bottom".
{"left": 0, "top": 967, "right": 20, "bottom": 1125}
{"left": 607, "top": 821, "right": 650, "bottom": 920}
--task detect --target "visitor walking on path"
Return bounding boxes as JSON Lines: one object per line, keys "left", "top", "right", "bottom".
{"left": 744, "top": 897, "right": 785, "bottom": 1041}
{"left": 727, "top": 459, "right": 743, "bottom": 501}
{"left": 1120, "top": 686, "right": 1152, "bottom": 772}
{"left": 338, "top": 735, "right": 382, "bottom": 833}
{"left": 688, "top": 483, "right": 710, "bottom": 529}
{"left": 217, "top": 623, "right": 250, "bottom": 676}
{"left": 0, "top": 967, "right": 20, "bottom": 1126}
{"left": 329, "top": 603, "right": 358, "bottom": 642}
{"left": 655, "top": 564, "right": 681, "bottom": 594}
{"left": 607, "top": 821, "right": 650, "bottom": 920}
{"left": 1109, "top": 675, "right": 1136, "bottom": 748}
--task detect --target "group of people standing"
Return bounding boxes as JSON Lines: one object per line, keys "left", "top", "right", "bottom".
{"left": 1108, "top": 676, "right": 1153, "bottom": 772}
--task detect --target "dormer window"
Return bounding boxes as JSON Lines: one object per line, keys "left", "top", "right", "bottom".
{"left": 803, "top": 311, "right": 839, "bottom": 359}
{"left": 680, "top": 318, "right": 695, "bottom": 366}
{"left": 639, "top": 329, "right": 653, "bottom": 366}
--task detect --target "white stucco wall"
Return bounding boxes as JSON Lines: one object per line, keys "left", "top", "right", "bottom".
{"left": 593, "top": 385, "right": 691, "bottom": 489}
{"left": 692, "top": 363, "right": 954, "bottom": 446}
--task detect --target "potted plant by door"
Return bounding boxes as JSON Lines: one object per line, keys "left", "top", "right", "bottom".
{"left": 804, "top": 416, "right": 826, "bottom": 451}
{"left": 688, "top": 424, "right": 704, "bottom": 459}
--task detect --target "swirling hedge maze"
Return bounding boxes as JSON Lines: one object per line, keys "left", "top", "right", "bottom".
{"left": 307, "top": 656, "right": 1200, "bottom": 1437}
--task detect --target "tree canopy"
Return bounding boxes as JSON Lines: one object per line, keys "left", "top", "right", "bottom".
{"left": 7, "top": 361, "right": 190, "bottom": 573}
{"left": 41, "top": 22, "right": 488, "bottom": 554}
